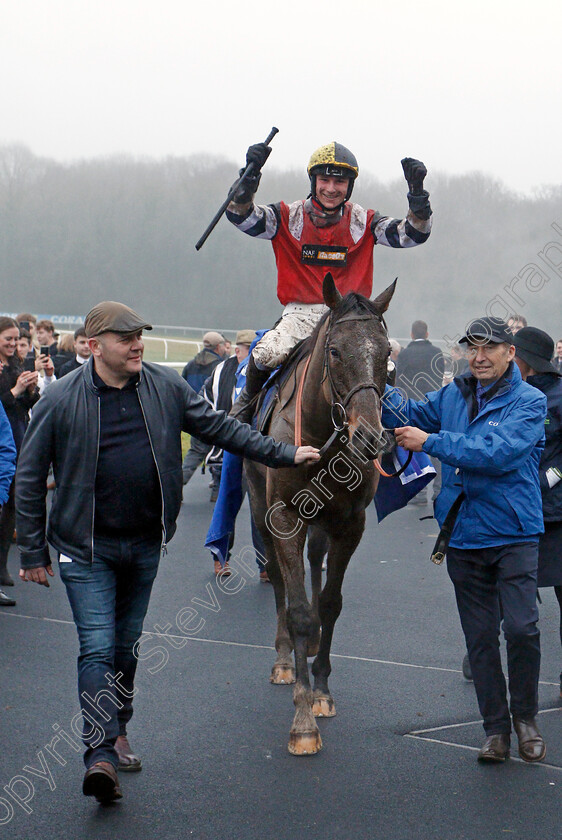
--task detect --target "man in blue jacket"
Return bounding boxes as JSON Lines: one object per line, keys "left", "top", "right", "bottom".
{"left": 0, "top": 402, "right": 16, "bottom": 606}
{"left": 383, "top": 317, "right": 547, "bottom": 764}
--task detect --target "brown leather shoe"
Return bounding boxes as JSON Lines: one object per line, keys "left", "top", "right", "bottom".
{"left": 214, "top": 559, "right": 231, "bottom": 577}
{"left": 477, "top": 734, "right": 510, "bottom": 762}
{"left": 82, "top": 761, "right": 123, "bottom": 803}
{"left": 512, "top": 717, "right": 546, "bottom": 762}
{"left": 115, "top": 735, "right": 142, "bottom": 772}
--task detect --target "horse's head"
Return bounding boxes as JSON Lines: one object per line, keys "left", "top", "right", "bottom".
{"left": 322, "top": 273, "right": 396, "bottom": 459}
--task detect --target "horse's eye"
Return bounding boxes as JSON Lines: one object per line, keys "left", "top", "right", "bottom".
{"left": 330, "top": 348, "right": 340, "bottom": 359}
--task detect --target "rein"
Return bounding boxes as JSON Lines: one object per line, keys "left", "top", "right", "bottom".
{"left": 294, "top": 353, "right": 312, "bottom": 448}
{"left": 293, "top": 309, "right": 412, "bottom": 479}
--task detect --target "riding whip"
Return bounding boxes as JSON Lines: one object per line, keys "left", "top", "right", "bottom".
{"left": 195, "top": 126, "right": 279, "bottom": 251}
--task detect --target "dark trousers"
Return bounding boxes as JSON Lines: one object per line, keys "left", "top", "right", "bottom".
{"left": 447, "top": 542, "right": 540, "bottom": 735}
{"left": 555, "top": 586, "right": 562, "bottom": 684}
{"left": 59, "top": 533, "right": 161, "bottom": 768}
{"left": 182, "top": 436, "right": 211, "bottom": 485}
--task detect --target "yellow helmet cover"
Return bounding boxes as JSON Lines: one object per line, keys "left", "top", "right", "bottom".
{"left": 307, "top": 142, "right": 359, "bottom": 179}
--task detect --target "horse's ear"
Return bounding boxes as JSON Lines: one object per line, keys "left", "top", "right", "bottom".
{"left": 372, "top": 277, "right": 397, "bottom": 315}
{"left": 323, "top": 273, "right": 342, "bottom": 310}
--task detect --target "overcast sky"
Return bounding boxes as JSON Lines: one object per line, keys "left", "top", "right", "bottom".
{"left": 1, "top": 0, "right": 561, "bottom": 195}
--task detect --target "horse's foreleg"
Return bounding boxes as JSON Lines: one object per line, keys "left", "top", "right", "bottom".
{"left": 311, "top": 520, "right": 364, "bottom": 719}
{"left": 273, "top": 521, "right": 322, "bottom": 756}
{"left": 307, "top": 526, "right": 328, "bottom": 658}
{"left": 266, "top": 550, "right": 295, "bottom": 685}
{"left": 287, "top": 597, "right": 322, "bottom": 755}
{"left": 244, "top": 461, "right": 295, "bottom": 685}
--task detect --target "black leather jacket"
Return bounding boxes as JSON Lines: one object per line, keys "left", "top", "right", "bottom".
{"left": 16, "top": 359, "right": 297, "bottom": 568}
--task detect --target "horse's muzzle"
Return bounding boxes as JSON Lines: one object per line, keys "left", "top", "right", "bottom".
{"left": 348, "top": 422, "right": 390, "bottom": 460}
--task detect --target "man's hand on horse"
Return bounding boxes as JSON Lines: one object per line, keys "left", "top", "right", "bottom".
{"left": 394, "top": 426, "right": 429, "bottom": 452}
{"left": 294, "top": 446, "right": 321, "bottom": 465}
{"left": 19, "top": 565, "right": 54, "bottom": 587}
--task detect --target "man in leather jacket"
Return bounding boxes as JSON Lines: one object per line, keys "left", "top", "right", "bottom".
{"left": 15, "top": 301, "right": 318, "bottom": 805}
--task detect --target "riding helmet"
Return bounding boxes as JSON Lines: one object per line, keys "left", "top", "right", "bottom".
{"left": 307, "top": 142, "right": 359, "bottom": 204}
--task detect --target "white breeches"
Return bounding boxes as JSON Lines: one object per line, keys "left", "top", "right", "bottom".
{"left": 252, "top": 303, "right": 328, "bottom": 370}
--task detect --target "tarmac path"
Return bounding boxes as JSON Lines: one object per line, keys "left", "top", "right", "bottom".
{"left": 1, "top": 473, "right": 560, "bottom": 839}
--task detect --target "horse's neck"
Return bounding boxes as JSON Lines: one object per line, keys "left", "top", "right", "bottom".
{"left": 300, "top": 322, "right": 333, "bottom": 443}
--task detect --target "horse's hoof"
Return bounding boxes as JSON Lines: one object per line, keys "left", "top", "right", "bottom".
{"left": 288, "top": 730, "right": 323, "bottom": 756}
{"left": 312, "top": 695, "right": 336, "bottom": 718}
{"left": 270, "top": 665, "right": 296, "bottom": 685}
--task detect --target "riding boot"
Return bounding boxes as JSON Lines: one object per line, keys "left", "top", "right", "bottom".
{"left": 230, "top": 356, "right": 270, "bottom": 425}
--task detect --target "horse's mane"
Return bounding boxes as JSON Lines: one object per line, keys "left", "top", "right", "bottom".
{"left": 270, "top": 292, "right": 382, "bottom": 385}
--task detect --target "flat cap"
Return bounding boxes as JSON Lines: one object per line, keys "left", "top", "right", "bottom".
{"left": 459, "top": 317, "right": 513, "bottom": 346}
{"left": 235, "top": 329, "right": 257, "bottom": 346}
{"left": 202, "top": 331, "right": 225, "bottom": 347}
{"left": 85, "top": 301, "right": 152, "bottom": 338}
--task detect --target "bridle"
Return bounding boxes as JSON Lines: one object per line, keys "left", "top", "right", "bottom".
{"left": 294, "top": 309, "right": 412, "bottom": 478}
{"left": 323, "top": 310, "right": 385, "bottom": 418}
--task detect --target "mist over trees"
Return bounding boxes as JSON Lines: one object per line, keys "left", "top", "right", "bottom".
{"left": 0, "top": 143, "right": 560, "bottom": 342}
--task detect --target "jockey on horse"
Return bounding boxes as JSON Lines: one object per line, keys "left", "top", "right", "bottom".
{"left": 226, "top": 140, "right": 433, "bottom": 422}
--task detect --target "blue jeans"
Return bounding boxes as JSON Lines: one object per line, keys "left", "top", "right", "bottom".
{"left": 59, "top": 533, "right": 161, "bottom": 769}
{"left": 447, "top": 542, "right": 540, "bottom": 735}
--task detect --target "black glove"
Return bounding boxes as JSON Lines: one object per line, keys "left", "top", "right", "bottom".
{"left": 401, "top": 158, "right": 427, "bottom": 195}
{"left": 230, "top": 169, "right": 261, "bottom": 205}
{"left": 229, "top": 143, "right": 272, "bottom": 205}
{"left": 245, "top": 142, "right": 272, "bottom": 175}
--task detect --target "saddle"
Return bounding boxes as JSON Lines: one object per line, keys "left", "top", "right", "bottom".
{"left": 254, "top": 339, "right": 310, "bottom": 434}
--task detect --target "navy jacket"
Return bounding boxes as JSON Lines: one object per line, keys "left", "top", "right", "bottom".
{"left": 383, "top": 362, "right": 546, "bottom": 549}
{"left": 527, "top": 373, "right": 562, "bottom": 522}
{"left": 181, "top": 349, "right": 224, "bottom": 394}
{"left": 395, "top": 339, "right": 444, "bottom": 399}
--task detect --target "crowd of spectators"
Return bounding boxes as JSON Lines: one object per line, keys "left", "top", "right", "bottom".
{"left": 0, "top": 317, "right": 93, "bottom": 603}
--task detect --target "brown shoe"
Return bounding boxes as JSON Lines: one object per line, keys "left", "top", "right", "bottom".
{"left": 512, "top": 717, "right": 546, "bottom": 762}
{"left": 82, "top": 761, "right": 123, "bottom": 803}
{"left": 115, "top": 735, "right": 142, "bottom": 772}
{"left": 259, "top": 570, "right": 270, "bottom": 583}
{"left": 214, "top": 559, "right": 231, "bottom": 577}
{"left": 477, "top": 734, "right": 510, "bottom": 762}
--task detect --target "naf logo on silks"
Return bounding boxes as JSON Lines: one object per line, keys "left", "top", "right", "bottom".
{"left": 301, "top": 244, "right": 348, "bottom": 267}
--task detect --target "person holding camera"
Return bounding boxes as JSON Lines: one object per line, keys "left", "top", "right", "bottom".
{"left": 0, "top": 317, "right": 40, "bottom": 591}
{"left": 17, "top": 329, "right": 57, "bottom": 394}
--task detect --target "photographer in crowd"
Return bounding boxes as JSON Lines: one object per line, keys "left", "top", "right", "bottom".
{"left": 17, "top": 329, "right": 57, "bottom": 395}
